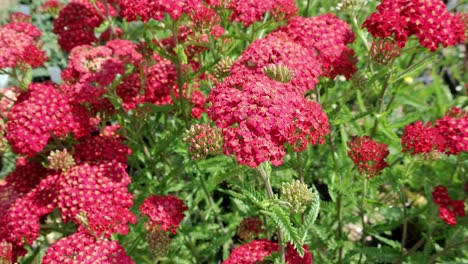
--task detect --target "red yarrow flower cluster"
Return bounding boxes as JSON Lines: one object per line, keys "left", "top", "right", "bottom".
{"left": 273, "top": 14, "right": 357, "bottom": 79}
{"left": 53, "top": 0, "right": 117, "bottom": 52}
{"left": 119, "top": 0, "right": 201, "bottom": 22}
{"left": 401, "top": 121, "right": 445, "bottom": 156}
{"left": 5, "top": 83, "right": 96, "bottom": 157}
{"left": 208, "top": 74, "right": 329, "bottom": 167}
{"left": 432, "top": 185, "right": 465, "bottom": 226}
{"left": 363, "top": 0, "right": 466, "bottom": 51}
{"left": 140, "top": 195, "right": 188, "bottom": 235}
{"left": 42, "top": 232, "right": 134, "bottom": 264}
{"left": 230, "top": 33, "right": 322, "bottom": 93}
{"left": 347, "top": 136, "right": 389, "bottom": 178}
{"left": 228, "top": 0, "right": 297, "bottom": 27}
{"left": 0, "top": 22, "right": 47, "bottom": 69}
{"left": 57, "top": 162, "right": 135, "bottom": 237}
{"left": 435, "top": 107, "right": 468, "bottom": 155}
{"left": 223, "top": 240, "right": 313, "bottom": 264}
{"left": 61, "top": 40, "right": 142, "bottom": 111}
{"left": 402, "top": 107, "right": 467, "bottom": 156}
{"left": 116, "top": 53, "right": 178, "bottom": 110}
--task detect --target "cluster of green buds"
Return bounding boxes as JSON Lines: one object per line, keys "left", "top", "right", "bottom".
{"left": 213, "top": 57, "right": 234, "bottom": 80}
{"left": 263, "top": 64, "right": 295, "bottom": 83}
{"left": 145, "top": 223, "right": 171, "bottom": 258}
{"left": 183, "top": 124, "right": 223, "bottom": 160}
{"left": 280, "top": 180, "right": 316, "bottom": 214}
{"left": 47, "top": 149, "right": 75, "bottom": 172}
{"left": 0, "top": 129, "right": 7, "bottom": 154}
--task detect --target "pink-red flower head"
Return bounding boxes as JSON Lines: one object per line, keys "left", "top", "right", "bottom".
{"left": 347, "top": 136, "right": 389, "bottom": 178}
{"left": 140, "top": 195, "right": 188, "bottom": 234}
{"left": 363, "top": 0, "right": 466, "bottom": 51}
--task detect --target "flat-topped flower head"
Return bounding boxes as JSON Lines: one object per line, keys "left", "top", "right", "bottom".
{"left": 42, "top": 232, "right": 135, "bottom": 264}
{"left": 0, "top": 22, "right": 46, "bottom": 70}
{"left": 54, "top": 0, "right": 117, "bottom": 52}
{"left": 228, "top": 0, "right": 297, "bottom": 27}
{"left": 273, "top": 14, "right": 357, "bottom": 79}
{"left": 223, "top": 240, "right": 278, "bottom": 264}
{"left": 230, "top": 33, "right": 321, "bottom": 93}
{"left": 363, "top": 0, "right": 466, "bottom": 51}
{"left": 223, "top": 240, "right": 313, "bottom": 264}
{"left": 435, "top": 108, "right": 468, "bottom": 155}
{"left": 140, "top": 195, "right": 188, "bottom": 234}
{"left": 5, "top": 83, "right": 96, "bottom": 157}
{"left": 401, "top": 121, "right": 445, "bottom": 156}
{"left": 57, "top": 162, "right": 135, "bottom": 237}
{"left": 347, "top": 136, "right": 389, "bottom": 178}
{"left": 208, "top": 74, "right": 329, "bottom": 167}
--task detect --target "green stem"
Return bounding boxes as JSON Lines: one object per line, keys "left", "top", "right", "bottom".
{"left": 257, "top": 164, "right": 285, "bottom": 263}
{"left": 370, "top": 70, "right": 392, "bottom": 137}
{"left": 170, "top": 21, "right": 189, "bottom": 127}
{"left": 357, "top": 178, "right": 368, "bottom": 264}
{"left": 429, "top": 238, "right": 468, "bottom": 263}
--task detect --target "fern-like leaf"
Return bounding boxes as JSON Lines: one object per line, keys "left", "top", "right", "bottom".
{"left": 263, "top": 204, "right": 305, "bottom": 257}
{"left": 299, "top": 187, "right": 321, "bottom": 243}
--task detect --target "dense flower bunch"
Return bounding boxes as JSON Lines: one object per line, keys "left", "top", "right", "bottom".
{"left": 140, "top": 195, "right": 188, "bottom": 234}
{"left": 435, "top": 107, "right": 468, "bottom": 155}
{"left": 223, "top": 240, "right": 313, "bottom": 264}
{"left": 273, "top": 14, "right": 357, "bottom": 79}
{"left": 363, "top": 0, "right": 466, "bottom": 51}
{"left": 5, "top": 83, "right": 96, "bottom": 157}
{"left": 401, "top": 121, "right": 445, "bottom": 156}
{"left": 208, "top": 74, "right": 329, "bottom": 167}
{"left": 5, "top": 83, "right": 95, "bottom": 156}
{"left": 0, "top": 125, "right": 135, "bottom": 261}
{"left": 42, "top": 232, "right": 135, "bottom": 264}
{"left": 347, "top": 136, "right": 389, "bottom": 178}
{"left": 402, "top": 107, "right": 468, "bottom": 156}
{"left": 228, "top": 0, "right": 297, "bottom": 27}
{"left": 432, "top": 186, "right": 465, "bottom": 225}
{"left": 0, "top": 21, "right": 46, "bottom": 70}
{"left": 116, "top": 53, "right": 178, "bottom": 110}
{"left": 230, "top": 33, "right": 322, "bottom": 93}
{"left": 119, "top": 0, "right": 202, "bottom": 22}
{"left": 53, "top": 0, "right": 117, "bottom": 52}
{"left": 236, "top": 218, "right": 264, "bottom": 241}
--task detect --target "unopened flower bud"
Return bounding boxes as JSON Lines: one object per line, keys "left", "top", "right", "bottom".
{"left": 263, "top": 64, "right": 295, "bottom": 83}
{"left": 280, "top": 180, "right": 315, "bottom": 214}
{"left": 236, "top": 217, "right": 264, "bottom": 241}
{"left": 370, "top": 38, "right": 401, "bottom": 65}
{"left": 183, "top": 124, "right": 223, "bottom": 160}
{"left": 351, "top": 73, "right": 369, "bottom": 91}
{"left": 145, "top": 223, "right": 171, "bottom": 258}
{"left": 213, "top": 57, "right": 234, "bottom": 79}
{"left": 47, "top": 149, "right": 75, "bottom": 172}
